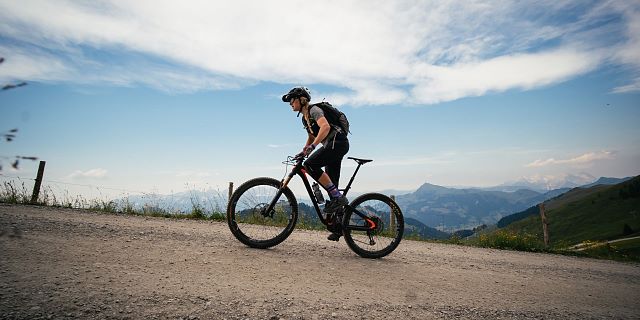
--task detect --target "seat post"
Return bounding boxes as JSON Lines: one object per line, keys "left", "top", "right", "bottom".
{"left": 341, "top": 163, "right": 362, "bottom": 197}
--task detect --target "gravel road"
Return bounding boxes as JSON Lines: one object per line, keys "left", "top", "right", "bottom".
{"left": 1, "top": 204, "right": 639, "bottom": 319}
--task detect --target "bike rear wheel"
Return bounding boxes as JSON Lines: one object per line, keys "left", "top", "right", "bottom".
{"left": 227, "top": 177, "right": 298, "bottom": 249}
{"left": 342, "top": 193, "right": 404, "bottom": 258}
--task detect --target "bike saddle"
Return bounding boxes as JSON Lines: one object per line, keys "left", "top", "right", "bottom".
{"left": 348, "top": 157, "right": 373, "bottom": 165}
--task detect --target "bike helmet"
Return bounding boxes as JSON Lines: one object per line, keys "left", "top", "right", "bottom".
{"left": 282, "top": 86, "right": 311, "bottom": 102}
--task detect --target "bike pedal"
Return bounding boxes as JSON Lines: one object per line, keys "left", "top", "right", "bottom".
{"left": 327, "top": 232, "right": 341, "bottom": 241}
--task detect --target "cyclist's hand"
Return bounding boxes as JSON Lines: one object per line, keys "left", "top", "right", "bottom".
{"left": 293, "top": 151, "right": 305, "bottom": 160}
{"left": 303, "top": 143, "right": 316, "bottom": 156}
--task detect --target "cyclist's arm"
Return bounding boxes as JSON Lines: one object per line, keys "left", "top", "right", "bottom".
{"left": 305, "top": 133, "right": 314, "bottom": 147}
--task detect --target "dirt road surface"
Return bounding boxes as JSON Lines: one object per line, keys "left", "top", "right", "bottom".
{"left": 1, "top": 204, "right": 639, "bottom": 319}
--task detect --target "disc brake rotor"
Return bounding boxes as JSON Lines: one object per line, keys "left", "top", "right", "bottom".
{"left": 254, "top": 203, "right": 273, "bottom": 218}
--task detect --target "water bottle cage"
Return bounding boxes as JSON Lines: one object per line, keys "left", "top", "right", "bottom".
{"left": 311, "top": 182, "right": 325, "bottom": 204}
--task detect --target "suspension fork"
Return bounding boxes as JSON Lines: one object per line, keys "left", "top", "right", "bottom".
{"left": 263, "top": 161, "right": 304, "bottom": 217}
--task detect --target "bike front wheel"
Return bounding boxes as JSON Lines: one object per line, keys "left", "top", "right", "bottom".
{"left": 342, "top": 193, "right": 404, "bottom": 258}
{"left": 227, "top": 177, "right": 298, "bottom": 249}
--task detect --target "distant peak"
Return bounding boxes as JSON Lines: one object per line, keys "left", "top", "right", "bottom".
{"left": 417, "top": 182, "right": 448, "bottom": 191}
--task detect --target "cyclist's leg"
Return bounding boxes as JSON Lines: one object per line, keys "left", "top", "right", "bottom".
{"left": 304, "top": 146, "right": 330, "bottom": 183}
{"left": 324, "top": 140, "right": 349, "bottom": 189}
{"left": 323, "top": 153, "right": 350, "bottom": 241}
{"left": 305, "top": 142, "right": 348, "bottom": 200}
{"left": 305, "top": 142, "right": 349, "bottom": 219}
{"left": 327, "top": 139, "right": 349, "bottom": 188}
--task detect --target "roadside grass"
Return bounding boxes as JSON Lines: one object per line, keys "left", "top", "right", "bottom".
{"left": 463, "top": 230, "right": 547, "bottom": 252}
{"left": 446, "top": 230, "right": 640, "bottom": 262}
{"left": 415, "top": 228, "right": 640, "bottom": 263}
{"left": 0, "top": 179, "right": 227, "bottom": 222}
{"left": 560, "top": 237, "right": 640, "bottom": 262}
{"left": 0, "top": 181, "right": 31, "bottom": 204}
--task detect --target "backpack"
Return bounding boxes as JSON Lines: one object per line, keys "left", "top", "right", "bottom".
{"left": 306, "top": 102, "right": 351, "bottom": 135}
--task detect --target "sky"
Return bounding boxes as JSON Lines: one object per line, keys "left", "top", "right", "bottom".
{"left": 1, "top": 0, "right": 639, "bottom": 200}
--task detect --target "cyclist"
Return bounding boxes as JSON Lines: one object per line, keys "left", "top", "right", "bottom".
{"left": 282, "top": 86, "right": 349, "bottom": 241}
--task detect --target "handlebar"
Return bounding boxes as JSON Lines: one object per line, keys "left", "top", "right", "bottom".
{"left": 282, "top": 154, "right": 305, "bottom": 166}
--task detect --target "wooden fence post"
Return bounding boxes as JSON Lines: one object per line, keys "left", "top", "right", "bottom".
{"left": 539, "top": 202, "right": 549, "bottom": 248}
{"left": 228, "top": 182, "right": 234, "bottom": 204}
{"left": 31, "top": 160, "right": 46, "bottom": 204}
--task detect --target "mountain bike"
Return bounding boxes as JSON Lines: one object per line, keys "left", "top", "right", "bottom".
{"left": 227, "top": 155, "right": 404, "bottom": 258}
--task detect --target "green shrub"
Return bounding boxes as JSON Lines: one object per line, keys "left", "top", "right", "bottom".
{"left": 89, "top": 199, "right": 118, "bottom": 213}
{"left": 447, "top": 234, "right": 463, "bottom": 245}
{"left": 188, "top": 205, "right": 206, "bottom": 219}
{"left": 209, "top": 211, "right": 226, "bottom": 221}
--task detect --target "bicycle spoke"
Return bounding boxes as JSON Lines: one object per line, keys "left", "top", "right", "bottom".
{"left": 228, "top": 178, "right": 298, "bottom": 249}
{"left": 343, "top": 193, "right": 403, "bottom": 258}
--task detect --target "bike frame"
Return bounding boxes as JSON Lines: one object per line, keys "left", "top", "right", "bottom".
{"left": 264, "top": 157, "right": 374, "bottom": 231}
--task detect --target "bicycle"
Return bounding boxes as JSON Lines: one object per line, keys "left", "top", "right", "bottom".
{"left": 226, "top": 155, "right": 404, "bottom": 258}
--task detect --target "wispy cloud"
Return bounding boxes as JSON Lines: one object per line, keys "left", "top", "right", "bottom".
{"left": 508, "top": 172, "right": 596, "bottom": 190}
{"left": 69, "top": 168, "right": 108, "bottom": 179}
{"left": 410, "top": 47, "right": 603, "bottom": 104}
{"left": 1, "top": 1, "right": 638, "bottom": 103}
{"left": 526, "top": 151, "right": 615, "bottom": 168}
{"left": 610, "top": 1, "right": 640, "bottom": 93}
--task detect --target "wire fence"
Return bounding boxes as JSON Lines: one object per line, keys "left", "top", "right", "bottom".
{"left": 0, "top": 173, "right": 230, "bottom": 218}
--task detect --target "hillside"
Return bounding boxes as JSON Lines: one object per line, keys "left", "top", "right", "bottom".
{"left": 404, "top": 217, "right": 450, "bottom": 240}
{"left": 582, "top": 176, "right": 633, "bottom": 188}
{"left": 501, "top": 175, "right": 640, "bottom": 246}
{"left": 497, "top": 177, "right": 634, "bottom": 228}
{"left": 496, "top": 186, "right": 610, "bottom": 228}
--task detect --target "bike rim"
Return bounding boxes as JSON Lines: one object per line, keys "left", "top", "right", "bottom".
{"left": 231, "top": 184, "right": 294, "bottom": 243}
{"left": 346, "top": 198, "right": 401, "bottom": 254}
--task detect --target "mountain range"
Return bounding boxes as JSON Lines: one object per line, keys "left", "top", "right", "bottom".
{"left": 395, "top": 176, "right": 632, "bottom": 232}
{"left": 394, "top": 183, "right": 566, "bottom": 231}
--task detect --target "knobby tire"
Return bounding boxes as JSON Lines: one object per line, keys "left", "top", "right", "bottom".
{"left": 342, "top": 193, "right": 404, "bottom": 258}
{"left": 227, "top": 177, "right": 298, "bottom": 249}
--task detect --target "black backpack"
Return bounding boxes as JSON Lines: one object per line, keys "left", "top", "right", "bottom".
{"left": 305, "top": 102, "right": 350, "bottom": 135}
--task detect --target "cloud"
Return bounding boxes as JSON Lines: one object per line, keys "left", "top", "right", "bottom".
{"left": 0, "top": 44, "right": 71, "bottom": 82}
{"left": 0, "top": 1, "right": 638, "bottom": 104}
{"left": 69, "top": 168, "right": 108, "bottom": 179}
{"left": 509, "top": 172, "right": 596, "bottom": 190}
{"left": 410, "top": 47, "right": 602, "bottom": 104}
{"left": 612, "top": 80, "right": 640, "bottom": 94}
{"left": 611, "top": 2, "right": 640, "bottom": 93}
{"left": 526, "top": 151, "right": 615, "bottom": 168}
